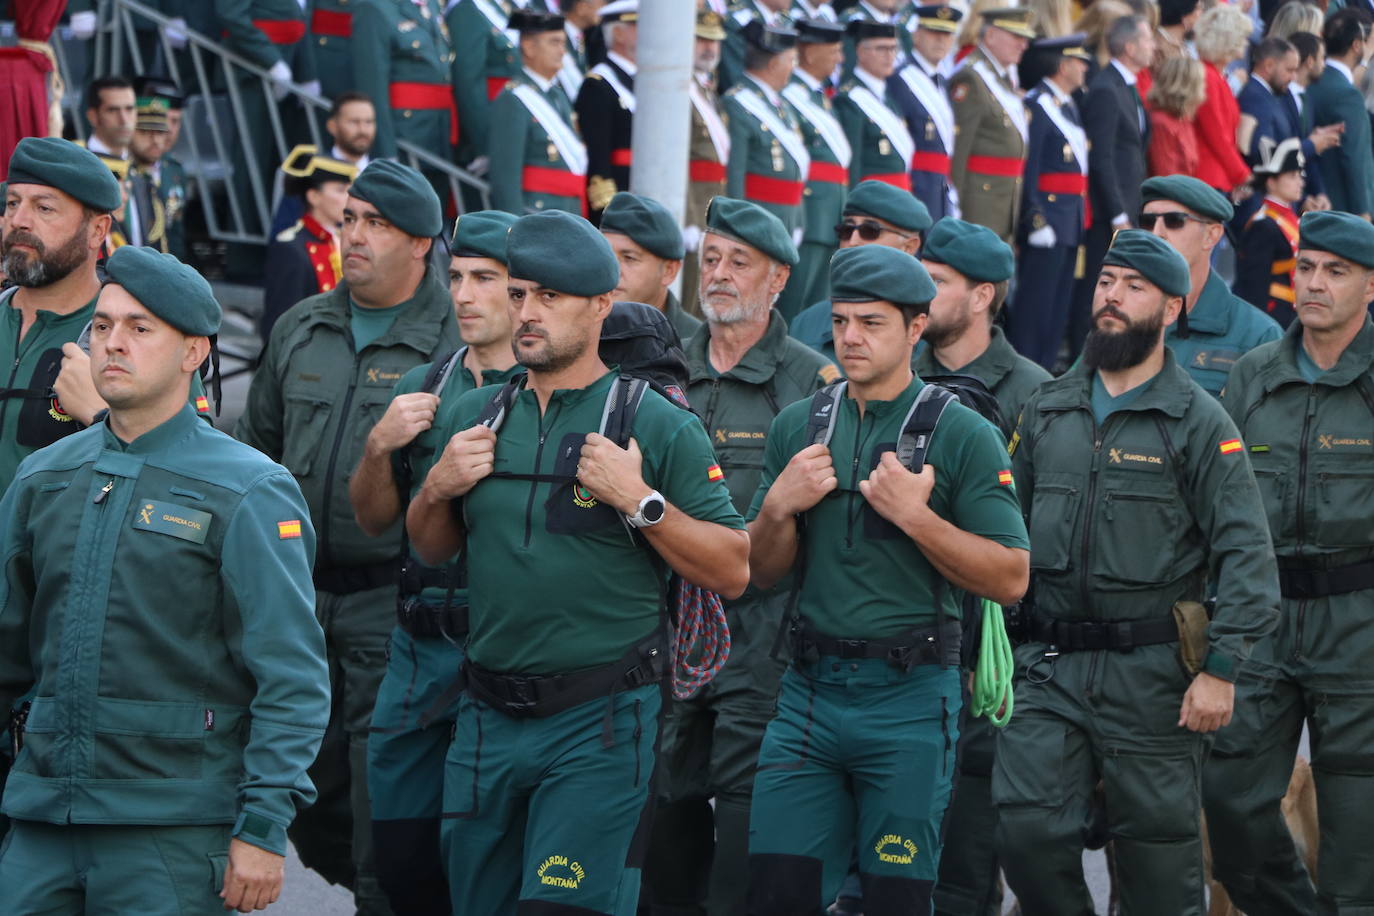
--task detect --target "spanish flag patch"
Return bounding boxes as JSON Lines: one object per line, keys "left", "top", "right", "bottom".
{"left": 277, "top": 519, "right": 302, "bottom": 539}
{"left": 707, "top": 464, "right": 724, "bottom": 482}
{"left": 195, "top": 396, "right": 209, "bottom": 413}
{"left": 997, "top": 470, "right": 1014, "bottom": 486}
{"left": 1219, "top": 439, "right": 1242, "bottom": 455}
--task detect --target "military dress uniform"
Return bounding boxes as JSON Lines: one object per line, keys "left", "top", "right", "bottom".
{"left": 351, "top": 0, "right": 456, "bottom": 193}
{"left": 488, "top": 67, "right": 588, "bottom": 215}
{"left": 1204, "top": 214, "right": 1374, "bottom": 915}
{"left": 309, "top": 0, "right": 358, "bottom": 98}
{"left": 683, "top": 20, "right": 732, "bottom": 315}
{"left": 890, "top": 53, "right": 958, "bottom": 222}
{"left": 781, "top": 61, "right": 851, "bottom": 321}
{"left": 263, "top": 214, "right": 343, "bottom": 341}
{"left": 949, "top": 45, "right": 1028, "bottom": 244}
{"left": 0, "top": 247, "right": 331, "bottom": 914}
{"left": 158, "top": 153, "right": 190, "bottom": 260}
{"left": 839, "top": 1, "right": 912, "bottom": 80}
{"left": 833, "top": 65, "right": 913, "bottom": 190}
{"left": 1234, "top": 197, "right": 1301, "bottom": 329}
{"left": 725, "top": 73, "right": 810, "bottom": 244}
{"left": 446, "top": 0, "right": 519, "bottom": 167}
{"left": 1007, "top": 73, "right": 1090, "bottom": 371}
{"left": 577, "top": 50, "right": 637, "bottom": 223}
{"left": 721, "top": 0, "right": 792, "bottom": 93}
{"left": 996, "top": 232, "right": 1279, "bottom": 916}
{"left": 791, "top": 0, "right": 836, "bottom": 21}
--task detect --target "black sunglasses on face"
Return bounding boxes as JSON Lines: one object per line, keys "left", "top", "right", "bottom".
{"left": 835, "top": 219, "right": 910, "bottom": 241}
{"left": 1137, "top": 211, "right": 1213, "bottom": 231}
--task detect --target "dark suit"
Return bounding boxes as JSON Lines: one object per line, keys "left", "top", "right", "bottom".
{"left": 1069, "top": 61, "right": 1148, "bottom": 355}
{"left": 1308, "top": 63, "right": 1374, "bottom": 216}
{"left": 1009, "top": 81, "right": 1089, "bottom": 369}
{"left": 1237, "top": 76, "right": 1325, "bottom": 200}
{"left": 888, "top": 60, "right": 954, "bottom": 221}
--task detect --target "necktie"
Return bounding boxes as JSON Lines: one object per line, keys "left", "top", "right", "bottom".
{"left": 1064, "top": 98, "right": 1082, "bottom": 127}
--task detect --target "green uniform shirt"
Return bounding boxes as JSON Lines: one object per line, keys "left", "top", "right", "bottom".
{"left": 451, "top": 370, "right": 744, "bottom": 674}
{"left": 663, "top": 290, "right": 702, "bottom": 343}
{"left": 1089, "top": 372, "right": 1151, "bottom": 424}
{"left": 834, "top": 78, "right": 909, "bottom": 187}
{"left": 785, "top": 74, "right": 848, "bottom": 248}
{"left": 913, "top": 326, "right": 1053, "bottom": 432}
{"left": 723, "top": 77, "right": 808, "bottom": 236}
{"left": 350, "top": 298, "right": 407, "bottom": 352}
{"left": 789, "top": 297, "right": 837, "bottom": 365}
{"left": 391, "top": 350, "right": 522, "bottom": 605}
{"left": 1295, "top": 344, "right": 1325, "bottom": 383}
{"left": 0, "top": 405, "right": 329, "bottom": 856}
{"left": 308, "top": 0, "right": 357, "bottom": 98}
{"left": 1010, "top": 351, "right": 1280, "bottom": 680}
{"left": 1166, "top": 270, "right": 1283, "bottom": 399}
{"left": 214, "top": 0, "right": 313, "bottom": 74}
{"left": 351, "top": 0, "right": 454, "bottom": 160}
{"left": 487, "top": 70, "right": 584, "bottom": 216}
{"left": 447, "top": 0, "right": 519, "bottom": 163}
{"left": 1220, "top": 316, "right": 1374, "bottom": 563}
{"left": 235, "top": 265, "right": 459, "bottom": 570}
{"left": 748, "top": 374, "right": 1029, "bottom": 639}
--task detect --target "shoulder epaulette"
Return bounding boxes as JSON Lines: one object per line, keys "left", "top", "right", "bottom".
{"left": 275, "top": 220, "right": 304, "bottom": 243}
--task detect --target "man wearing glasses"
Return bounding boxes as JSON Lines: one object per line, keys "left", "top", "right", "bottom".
{"left": 1141, "top": 176, "right": 1282, "bottom": 397}
{"left": 789, "top": 180, "right": 932, "bottom": 364}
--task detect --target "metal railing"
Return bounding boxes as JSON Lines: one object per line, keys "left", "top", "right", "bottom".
{"left": 57, "top": 0, "right": 488, "bottom": 246}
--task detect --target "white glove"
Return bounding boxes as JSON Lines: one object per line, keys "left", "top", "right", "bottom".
{"left": 682, "top": 225, "right": 703, "bottom": 253}
{"left": 70, "top": 10, "right": 98, "bottom": 40}
{"left": 165, "top": 17, "right": 189, "bottom": 50}
{"left": 792, "top": 227, "right": 803, "bottom": 246}
{"left": 269, "top": 61, "right": 293, "bottom": 101}
{"left": 466, "top": 155, "right": 491, "bottom": 177}
{"left": 1027, "top": 225, "right": 1057, "bottom": 249}
{"left": 1111, "top": 212, "right": 1131, "bottom": 230}
{"left": 301, "top": 79, "right": 322, "bottom": 98}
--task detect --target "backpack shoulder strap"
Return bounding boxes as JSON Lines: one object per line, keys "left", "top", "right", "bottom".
{"left": 477, "top": 373, "right": 528, "bottom": 435}
{"left": 804, "top": 381, "right": 847, "bottom": 449}
{"left": 599, "top": 375, "right": 649, "bottom": 448}
{"left": 422, "top": 346, "right": 467, "bottom": 396}
{"left": 896, "top": 383, "right": 957, "bottom": 471}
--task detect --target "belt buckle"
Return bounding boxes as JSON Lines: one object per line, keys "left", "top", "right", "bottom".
{"left": 1080, "top": 620, "right": 1106, "bottom": 650}
{"left": 505, "top": 675, "right": 539, "bottom": 712}
{"left": 836, "top": 638, "right": 868, "bottom": 658}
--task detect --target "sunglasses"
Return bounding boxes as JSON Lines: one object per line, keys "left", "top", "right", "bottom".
{"left": 835, "top": 219, "right": 912, "bottom": 242}
{"left": 1137, "top": 211, "right": 1213, "bottom": 231}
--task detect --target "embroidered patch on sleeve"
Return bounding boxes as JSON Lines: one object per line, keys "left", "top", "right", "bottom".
{"left": 277, "top": 519, "right": 303, "bottom": 539}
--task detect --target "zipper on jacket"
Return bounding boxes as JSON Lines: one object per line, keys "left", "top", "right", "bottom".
{"left": 92, "top": 478, "right": 114, "bottom": 504}
{"left": 0, "top": 314, "right": 25, "bottom": 436}
{"left": 523, "top": 404, "right": 557, "bottom": 548}
{"left": 1294, "top": 386, "right": 1317, "bottom": 655}
{"left": 1079, "top": 411, "right": 1112, "bottom": 700}
{"left": 844, "top": 407, "right": 871, "bottom": 549}
{"left": 318, "top": 344, "right": 362, "bottom": 568}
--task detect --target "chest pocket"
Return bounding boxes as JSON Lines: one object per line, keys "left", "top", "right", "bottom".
{"left": 1093, "top": 476, "right": 1187, "bottom": 584}
{"left": 393, "top": 18, "right": 442, "bottom": 70}
{"left": 280, "top": 393, "right": 334, "bottom": 477}
{"left": 15, "top": 347, "right": 78, "bottom": 450}
{"left": 1027, "top": 474, "right": 1082, "bottom": 574}
{"left": 544, "top": 432, "right": 623, "bottom": 535}
{"left": 1311, "top": 455, "right": 1374, "bottom": 547}
{"left": 861, "top": 440, "right": 906, "bottom": 541}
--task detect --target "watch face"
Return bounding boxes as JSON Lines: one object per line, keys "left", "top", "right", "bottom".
{"left": 642, "top": 496, "right": 666, "bottom": 523}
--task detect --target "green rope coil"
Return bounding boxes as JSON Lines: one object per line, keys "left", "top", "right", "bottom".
{"left": 972, "top": 598, "right": 1015, "bottom": 727}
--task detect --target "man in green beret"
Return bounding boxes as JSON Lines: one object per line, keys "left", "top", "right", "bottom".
{"left": 790, "top": 180, "right": 931, "bottom": 363}
{"left": 1204, "top": 210, "right": 1374, "bottom": 916}
{"left": 348, "top": 210, "right": 520, "bottom": 914}
{"left": 0, "top": 245, "right": 330, "bottom": 915}
{"left": 236, "top": 158, "right": 458, "bottom": 915}
{"left": 746, "top": 243, "right": 1030, "bottom": 914}
{"left": 996, "top": 229, "right": 1279, "bottom": 914}
{"left": 599, "top": 191, "right": 700, "bottom": 341}
{"left": 406, "top": 209, "right": 748, "bottom": 914}
{"left": 1142, "top": 175, "right": 1282, "bottom": 398}
{"left": 642, "top": 196, "right": 837, "bottom": 916}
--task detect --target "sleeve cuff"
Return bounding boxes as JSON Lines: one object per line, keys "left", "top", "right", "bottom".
{"left": 232, "top": 810, "right": 289, "bottom": 856}
{"left": 1201, "top": 650, "right": 1238, "bottom": 682}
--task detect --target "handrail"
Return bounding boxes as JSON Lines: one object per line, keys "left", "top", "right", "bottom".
{"left": 65, "top": 0, "right": 488, "bottom": 245}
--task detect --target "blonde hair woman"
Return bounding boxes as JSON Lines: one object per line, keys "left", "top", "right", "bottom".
{"left": 1192, "top": 3, "right": 1253, "bottom": 192}
{"left": 1029, "top": 0, "right": 1074, "bottom": 37}
{"left": 1267, "top": 1, "right": 1324, "bottom": 40}
{"left": 1146, "top": 56, "right": 1208, "bottom": 176}
{"left": 1076, "top": 0, "right": 1134, "bottom": 66}
{"left": 956, "top": 0, "right": 1005, "bottom": 63}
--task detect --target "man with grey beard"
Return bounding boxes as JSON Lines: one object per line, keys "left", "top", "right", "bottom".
{"left": 641, "top": 196, "right": 837, "bottom": 916}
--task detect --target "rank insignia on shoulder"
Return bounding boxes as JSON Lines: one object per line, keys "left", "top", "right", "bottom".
{"left": 278, "top": 519, "right": 303, "bottom": 539}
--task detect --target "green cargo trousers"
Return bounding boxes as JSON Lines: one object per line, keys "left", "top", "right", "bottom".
{"left": 748, "top": 657, "right": 962, "bottom": 915}
{"left": 992, "top": 642, "right": 1207, "bottom": 916}
{"left": 644, "top": 593, "right": 787, "bottom": 916}
{"left": 0, "top": 820, "right": 233, "bottom": 915}
{"left": 440, "top": 683, "right": 662, "bottom": 915}
{"left": 935, "top": 708, "right": 1003, "bottom": 916}
{"left": 288, "top": 584, "right": 394, "bottom": 916}
{"left": 367, "top": 624, "right": 465, "bottom": 915}
{"left": 1204, "top": 588, "right": 1374, "bottom": 915}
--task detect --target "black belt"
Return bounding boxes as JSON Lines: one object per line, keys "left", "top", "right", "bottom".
{"left": 313, "top": 560, "right": 396, "bottom": 595}
{"left": 1027, "top": 611, "right": 1177, "bottom": 652}
{"left": 793, "top": 619, "right": 962, "bottom": 671}
{"left": 464, "top": 637, "right": 666, "bottom": 719}
{"left": 1278, "top": 558, "right": 1374, "bottom": 599}
{"left": 398, "top": 559, "right": 463, "bottom": 597}
{"left": 396, "top": 596, "right": 469, "bottom": 639}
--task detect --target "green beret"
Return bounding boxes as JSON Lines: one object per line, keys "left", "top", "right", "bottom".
{"left": 348, "top": 159, "right": 441, "bottom": 238}
{"left": 7, "top": 137, "right": 121, "bottom": 213}
{"left": 843, "top": 180, "right": 932, "bottom": 233}
{"left": 1101, "top": 229, "right": 1191, "bottom": 298}
{"left": 600, "top": 192, "right": 685, "bottom": 260}
{"left": 451, "top": 210, "right": 518, "bottom": 262}
{"left": 104, "top": 247, "right": 221, "bottom": 336}
{"left": 1141, "top": 175, "right": 1233, "bottom": 223}
{"left": 1298, "top": 210, "right": 1374, "bottom": 269}
{"left": 830, "top": 244, "right": 936, "bottom": 307}
{"left": 704, "top": 197, "right": 798, "bottom": 266}
{"left": 508, "top": 211, "right": 620, "bottom": 296}
{"left": 920, "top": 218, "right": 1014, "bottom": 282}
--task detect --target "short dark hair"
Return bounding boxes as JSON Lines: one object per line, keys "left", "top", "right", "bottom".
{"left": 329, "top": 91, "right": 374, "bottom": 119}
{"left": 1289, "top": 30, "right": 1321, "bottom": 64}
{"left": 86, "top": 75, "right": 133, "bottom": 111}
{"left": 1159, "top": 0, "right": 1199, "bottom": 28}
{"left": 899, "top": 300, "right": 931, "bottom": 323}
{"left": 1106, "top": 14, "right": 1146, "bottom": 58}
{"left": 1253, "top": 35, "right": 1296, "bottom": 67}
{"left": 1324, "top": 8, "right": 1370, "bottom": 58}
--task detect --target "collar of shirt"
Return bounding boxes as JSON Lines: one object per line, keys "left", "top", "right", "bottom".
{"left": 1289, "top": 82, "right": 1305, "bottom": 99}
{"left": 979, "top": 45, "right": 1014, "bottom": 84}
{"left": 564, "top": 21, "right": 582, "bottom": 49}
{"left": 746, "top": 72, "right": 784, "bottom": 107}
{"left": 524, "top": 67, "right": 557, "bottom": 93}
{"left": 607, "top": 51, "right": 637, "bottom": 76}
{"left": 794, "top": 68, "right": 824, "bottom": 93}
{"left": 1110, "top": 57, "right": 1138, "bottom": 86}
{"left": 1328, "top": 59, "right": 1354, "bottom": 85}
{"left": 914, "top": 53, "right": 940, "bottom": 79}
{"left": 331, "top": 146, "right": 371, "bottom": 171}
{"left": 1249, "top": 73, "right": 1275, "bottom": 96}
{"left": 1042, "top": 77, "right": 1071, "bottom": 105}
{"left": 754, "top": 0, "right": 780, "bottom": 25}
{"left": 86, "top": 135, "right": 124, "bottom": 158}
{"left": 853, "top": 65, "right": 888, "bottom": 98}
{"left": 859, "top": 0, "right": 893, "bottom": 22}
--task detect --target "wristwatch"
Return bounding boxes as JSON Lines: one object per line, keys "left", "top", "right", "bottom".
{"left": 626, "top": 490, "right": 667, "bottom": 528}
